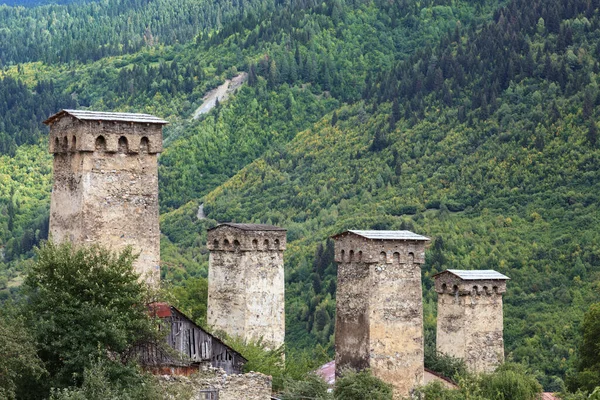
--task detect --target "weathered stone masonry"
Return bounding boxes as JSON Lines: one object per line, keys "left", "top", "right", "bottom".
{"left": 44, "top": 110, "right": 167, "bottom": 285}
{"left": 333, "top": 230, "right": 430, "bottom": 399}
{"left": 434, "top": 269, "right": 510, "bottom": 373}
{"left": 207, "top": 223, "right": 286, "bottom": 350}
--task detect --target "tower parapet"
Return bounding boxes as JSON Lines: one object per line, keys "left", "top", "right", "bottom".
{"left": 332, "top": 230, "right": 430, "bottom": 399}
{"left": 44, "top": 109, "right": 167, "bottom": 285}
{"left": 207, "top": 223, "right": 286, "bottom": 350}
{"left": 433, "top": 269, "right": 510, "bottom": 373}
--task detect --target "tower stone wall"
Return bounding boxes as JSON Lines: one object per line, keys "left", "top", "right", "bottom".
{"left": 434, "top": 270, "right": 509, "bottom": 373}
{"left": 45, "top": 111, "right": 165, "bottom": 285}
{"left": 207, "top": 224, "right": 286, "bottom": 349}
{"left": 333, "top": 230, "right": 429, "bottom": 399}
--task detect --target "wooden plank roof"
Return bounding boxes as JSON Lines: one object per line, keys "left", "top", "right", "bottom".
{"left": 147, "top": 302, "right": 247, "bottom": 362}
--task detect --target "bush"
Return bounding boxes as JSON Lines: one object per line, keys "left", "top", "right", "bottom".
{"left": 425, "top": 349, "right": 467, "bottom": 382}
{"left": 414, "top": 363, "right": 542, "bottom": 400}
{"left": 281, "top": 373, "right": 332, "bottom": 400}
{"left": 49, "top": 359, "right": 162, "bottom": 400}
{"left": 334, "top": 369, "right": 393, "bottom": 400}
{"left": 478, "top": 363, "right": 542, "bottom": 400}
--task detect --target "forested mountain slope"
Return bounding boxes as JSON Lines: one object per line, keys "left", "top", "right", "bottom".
{"left": 195, "top": 0, "right": 600, "bottom": 388}
{"left": 1, "top": 0, "right": 599, "bottom": 392}
{"left": 0, "top": 0, "right": 274, "bottom": 64}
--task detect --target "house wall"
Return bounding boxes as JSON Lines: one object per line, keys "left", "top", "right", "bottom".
{"left": 333, "top": 232, "right": 427, "bottom": 399}
{"left": 48, "top": 116, "right": 162, "bottom": 285}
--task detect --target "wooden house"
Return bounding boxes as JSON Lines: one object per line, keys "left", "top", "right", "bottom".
{"left": 137, "top": 302, "right": 246, "bottom": 375}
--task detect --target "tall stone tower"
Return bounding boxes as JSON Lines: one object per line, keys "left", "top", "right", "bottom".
{"left": 207, "top": 223, "right": 286, "bottom": 349}
{"left": 44, "top": 109, "right": 167, "bottom": 285}
{"left": 433, "top": 269, "right": 510, "bottom": 373}
{"left": 332, "top": 230, "right": 430, "bottom": 399}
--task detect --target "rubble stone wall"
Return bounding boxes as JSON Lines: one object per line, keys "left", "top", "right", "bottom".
{"left": 159, "top": 369, "right": 272, "bottom": 400}
{"left": 48, "top": 116, "right": 162, "bottom": 285}
{"left": 207, "top": 225, "right": 286, "bottom": 349}
{"left": 334, "top": 232, "right": 427, "bottom": 399}
{"left": 435, "top": 273, "right": 507, "bottom": 373}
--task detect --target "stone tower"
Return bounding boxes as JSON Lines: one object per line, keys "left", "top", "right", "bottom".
{"left": 332, "top": 230, "right": 430, "bottom": 399}
{"left": 44, "top": 109, "right": 167, "bottom": 285}
{"left": 433, "top": 269, "right": 510, "bottom": 373}
{"left": 207, "top": 223, "right": 286, "bottom": 349}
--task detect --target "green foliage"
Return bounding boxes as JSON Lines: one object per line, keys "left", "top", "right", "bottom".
{"left": 567, "top": 302, "right": 600, "bottom": 393}
{"left": 333, "top": 369, "right": 393, "bottom": 400}
{"left": 425, "top": 350, "right": 467, "bottom": 382}
{"left": 580, "top": 303, "right": 600, "bottom": 372}
{"left": 223, "top": 335, "right": 331, "bottom": 393}
{"left": 0, "top": 310, "right": 46, "bottom": 400}
{"left": 171, "top": 277, "right": 208, "bottom": 327}
{"left": 22, "top": 242, "right": 159, "bottom": 395}
{"left": 281, "top": 373, "right": 332, "bottom": 400}
{"left": 0, "top": 0, "right": 271, "bottom": 64}
{"left": 479, "top": 363, "right": 543, "bottom": 400}
{"left": 415, "top": 363, "right": 542, "bottom": 400}
{"left": 224, "top": 336, "right": 286, "bottom": 390}
{"left": 48, "top": 358, "right": 163, "bottom": 400}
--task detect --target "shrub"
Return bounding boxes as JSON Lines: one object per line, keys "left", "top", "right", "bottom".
{"left": 334, "top": 369, "right": 392, "bottom": 400}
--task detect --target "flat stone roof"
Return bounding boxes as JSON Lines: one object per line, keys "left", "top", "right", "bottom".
{"left": 208, "top": 223, "right": 286, "bottom": 232}
{"left": 433, "top": 269, "right": 510, "bottom": 280}
{"left": 332, "top": 230, "right": 430, "bottom": 241}
{"left": 44, "top": 109, "right": 168, "bottom": 125}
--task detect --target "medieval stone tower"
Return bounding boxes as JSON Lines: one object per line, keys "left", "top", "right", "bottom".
{"left": 332, "top": 230, "right": 430, "bottom": 398}
{"left": 44, "top": 109, "right": 167, "bottom": 285}
{"left": 433, "top": 269, "right": 510, "bottom": 373}
{"left": 207, "top": 223, "right": 286, "bottom": 349}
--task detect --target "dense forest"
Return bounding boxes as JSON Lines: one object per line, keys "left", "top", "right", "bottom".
{"left": 1, "top": 0, "right": 600, "bottom": 396}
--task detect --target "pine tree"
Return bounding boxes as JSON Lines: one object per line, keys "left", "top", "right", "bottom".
{"left": 587, "top": 121, "right": 598, "bottom": 147}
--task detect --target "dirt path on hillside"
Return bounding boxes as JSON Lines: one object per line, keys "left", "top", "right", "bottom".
{"left": 193, "top": 72, "right": 248, "bottom": 119}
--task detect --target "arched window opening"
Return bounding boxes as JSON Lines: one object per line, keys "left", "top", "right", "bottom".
{"left": 213, "top": 239, "right": 219, "bottom": 249}
{"left": 473, "top": 286, "right": 479, "bottom": 295}
{"left": 408, "top": 252, "right": 415, "bottom": 264}
{"left": 223, "top": 239, "right": 230, "bottom": 248}
{"left": 252, "top": 239, "right": 258, "bottom": 249}
{"left": 95, "top": 136, "right": 106, "bottom": 151}
{"left": 493, "top": 286, "right": 499, "bottom": 294}
{"left": 452, "top": 285, "right": 459, "bottom": 294}
{"left": 118, "top": 136, "right": 129, "bottom": 153}
{"left": 140, "top": 136, "right": 150, "bottom": 153}
{"left": 379, "top": 251, "right": 386, "bottom": 263}
{"left": 349, "top": 250, "right": 354, "bottom": 262}
{"left": 263, "top": 239, "right": 269, "bottom": 250}
{"left": 393, "top": 252, "right": 400, "bottom": 263}
{"left": 483, "top": 286, "right": 488, "bottom": 294}
{"left": 62, "top": 136, "right": 68, "bottom": 151}
{"left": 233, "top": 240, "right": 241, "bottom": 251}
{"left": 71, "top": 135, "right": 77, "bottom": 151}
{"left": 54, "top": 137, "right": 60, "bottom": 152}
{"left": 441, "top": 283, "right": 447, "bottom": 293}
{"left": 357, "top": 251, "right": 363, "bottom": 262}
{"left": 275, "top": 239, "right": 280, "bottom": 249}
{"left": 341, "top": 250, "right": 345, "bottom": 263}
